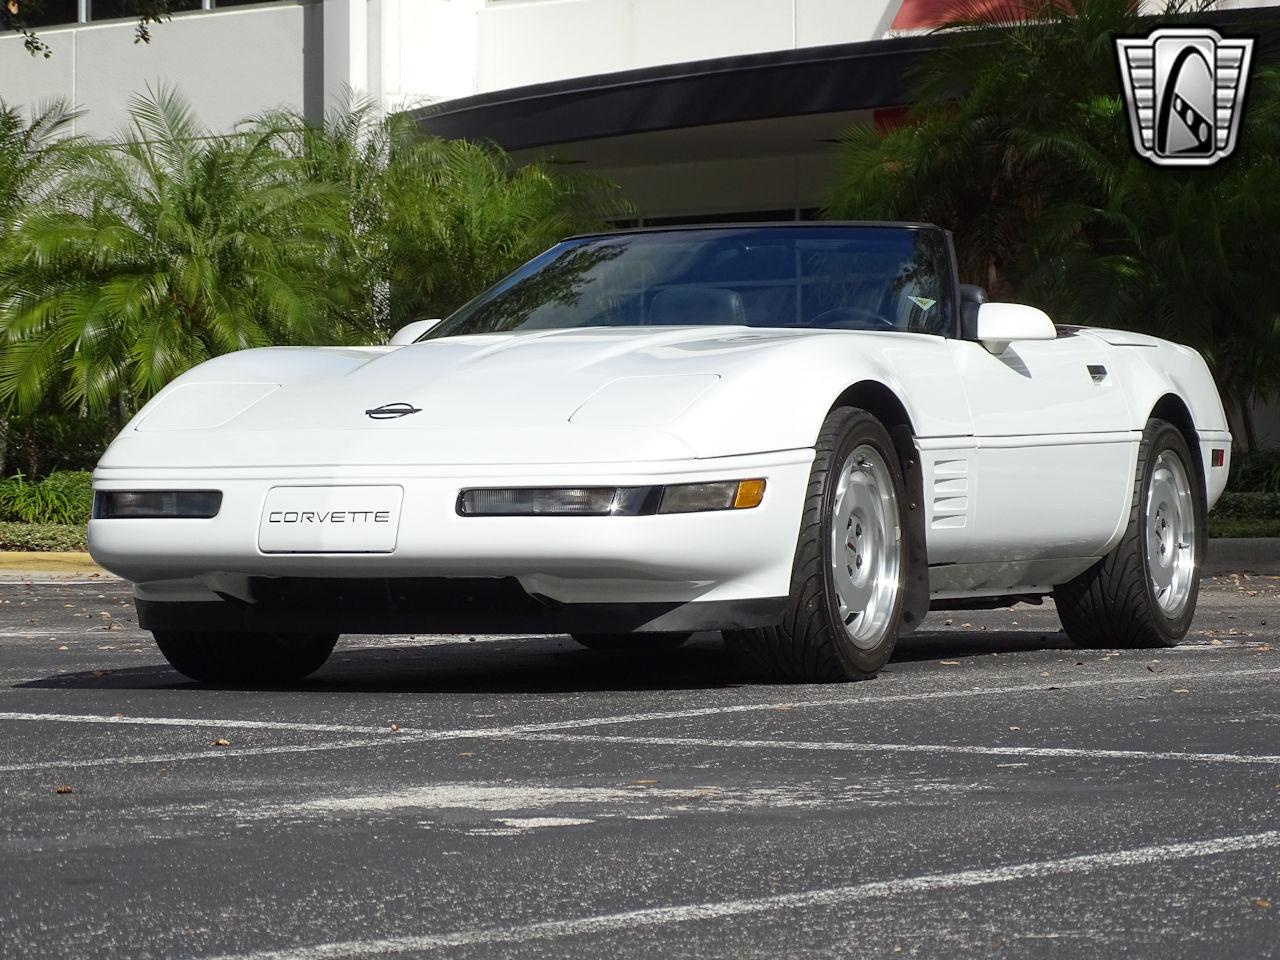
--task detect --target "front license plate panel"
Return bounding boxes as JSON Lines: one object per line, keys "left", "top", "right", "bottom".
{"left": 258, "top": 486, "right": 403, "bottom": 554}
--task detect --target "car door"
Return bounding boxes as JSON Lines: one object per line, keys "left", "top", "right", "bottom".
{"left": 944, "top": 332, "right": 1136, "bottom": 563}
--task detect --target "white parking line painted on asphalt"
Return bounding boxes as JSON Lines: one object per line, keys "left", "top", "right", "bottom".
{"left": 0, "top": 711, "right": 395, "bottom": 735}
{"left": 514, "top": 733, "right": 1280, "bottom": 766}
{"left": 198, "top": 830, "right": 1280, "bottom": 959}
{"left": 1, "top": 666, "right": 1276, "bottom": 763}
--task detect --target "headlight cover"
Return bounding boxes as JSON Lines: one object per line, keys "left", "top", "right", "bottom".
{"left": 134, "top": 382, "right": 279, "bottom": 432}
{"left": 568, "top": 375, "right": 720, "bottom": 426}
{"left": 457, "top": 479, "right": 765, "bottom": 516}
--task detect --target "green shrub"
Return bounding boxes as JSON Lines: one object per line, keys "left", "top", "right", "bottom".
{"left": 0, "top": 470, "right": 92, "bottom": 524}
{"left": 0, "top": 522, "right": 86, "bottom": 552}
{"left": 1210, "top": 491, "right": 1280, "bottom": 521}
{"left": 1209, "top": 518, "right": 1280, "bottom": 539}
{"left": 0, "top": 474, "right": 70, "bottom": 524}
{"left": 1228, "top": 450, "right": 1280, "bottom": 494}
{"left": 37, "top": 471, "right": 94, "bottom": 525}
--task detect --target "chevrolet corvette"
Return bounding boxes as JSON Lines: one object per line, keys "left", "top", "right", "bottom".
{"left": 87, "top": 223, "right": 1231, "bottom": 682}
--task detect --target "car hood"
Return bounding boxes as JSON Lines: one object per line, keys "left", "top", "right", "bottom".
{"left": 100, "top": 326, "right": 846, "bottom": 468}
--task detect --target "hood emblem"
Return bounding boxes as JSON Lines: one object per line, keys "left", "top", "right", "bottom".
{"left": 365, "top": 402, "right": 423, "bottom": 420}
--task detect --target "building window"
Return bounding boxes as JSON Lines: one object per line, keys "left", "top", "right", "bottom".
{"left": 17, "top": 0, "right": 79, "bottom": 27}
{"left": 89, "top": 0, "right": 201, "bottom": 20}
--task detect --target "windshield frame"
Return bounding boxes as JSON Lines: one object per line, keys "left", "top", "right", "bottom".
{"left": 418, "top": 222, "right": 961, "bottom": 342}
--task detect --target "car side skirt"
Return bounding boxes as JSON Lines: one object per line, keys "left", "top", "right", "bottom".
{"left": 135, "top": 577, "right": 787, "bottom": 636}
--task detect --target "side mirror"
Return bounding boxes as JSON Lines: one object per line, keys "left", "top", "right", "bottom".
{"left": 975, "top": 303, "right": 1056, "bottom": 354}
{"left": 388, "top": 318, "right": 442, "bottom": 346}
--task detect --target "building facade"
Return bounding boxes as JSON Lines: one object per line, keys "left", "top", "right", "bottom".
{"left": 2, "top": 2, "right": 1271, "bottom": 123}
{"left": 3, "top": 0, "right": 1278, "bottom": 441}
{"left": 4, "top": 1, "right": 1273, "bottom": 213}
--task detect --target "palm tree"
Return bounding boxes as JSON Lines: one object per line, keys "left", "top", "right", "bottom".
{"left": 825, "top": 0, "right": 1280, "bottom": 448}
{"left": 0, "top": 98, "right": 80, "bottom": 243}
{"left": 0, "top": 86, "right": 352, "bottom": 418}
{"left": 377, "top": 136, "right": 631, "bottom": 324}
{"left": 259, "top": 98, "right": 633, "bottom": 331}
{"left": 0, "top": 98, "right": 83, "bottom": 471}
{"left": 1034, "top": 79, "right": 1280, "bottom": 448}
{"left": 253, "top": 93, "right": 393, "bottom": 339}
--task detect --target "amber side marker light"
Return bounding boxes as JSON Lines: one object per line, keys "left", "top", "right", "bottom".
{"left": 733, "top": 478, "right": 767, "bottom": 509}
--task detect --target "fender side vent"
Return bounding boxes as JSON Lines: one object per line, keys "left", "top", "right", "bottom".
{"left": 931, "top": 459, "right": 969, "bottom": 529}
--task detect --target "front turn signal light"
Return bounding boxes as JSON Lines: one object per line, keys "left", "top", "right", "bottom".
{"left": 657, "top": 478, "right": 766, "bottom": 514}
{"left": 459, "top": 479, "right": 766, "bottom": 517}
{"left": 733, "top": 478, "right": 767, "bottom": 509}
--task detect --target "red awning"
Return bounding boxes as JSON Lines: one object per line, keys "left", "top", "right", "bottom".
{"left": 891, "top": 0, "right": 1033, "bottom": 30}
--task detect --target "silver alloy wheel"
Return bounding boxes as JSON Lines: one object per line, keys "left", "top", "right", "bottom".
{"left": 830, "top": 444, "right": 903, "bottom": 649}
{"left": 1146, "top": 448, "right": 1196, "bottom": 617}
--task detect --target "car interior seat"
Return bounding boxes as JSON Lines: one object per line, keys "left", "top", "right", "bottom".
{"left": 648, "top": 287, "right": 747, "bottom": 326}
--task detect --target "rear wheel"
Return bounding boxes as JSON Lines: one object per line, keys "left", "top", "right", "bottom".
{"left": 724, "top": 407, "right": 908, "bottom": 682}
{"left": 571, "top": 633, "right": 691, "bottom": 651}
{"left": 1054, "top": 418, "right": 1204, "bottom": 648}
{"left": 153, "top": 630, "right": 338, "bottom": 683}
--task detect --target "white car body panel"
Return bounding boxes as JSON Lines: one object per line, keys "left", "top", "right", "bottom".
{"left": 93, "top": 450, "right": 814, "bottom": 607}
{"left": 89, "top": 313, "right": 1232, "bottom": 634}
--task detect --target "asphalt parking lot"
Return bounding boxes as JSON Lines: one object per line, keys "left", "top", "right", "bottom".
{"left": 1, "top": 571, "right": 1278, "bottom": 960}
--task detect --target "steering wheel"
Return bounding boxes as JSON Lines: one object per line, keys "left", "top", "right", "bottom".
{"left": 808, "top": 306, "right": 896, "bottom": 330}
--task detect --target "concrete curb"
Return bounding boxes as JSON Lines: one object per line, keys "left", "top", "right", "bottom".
{"left": 0, "top": 552, "right": 108, "bottom": 580}
{"left": 1202, "top": 538, "right": 1280, "bottom": 577}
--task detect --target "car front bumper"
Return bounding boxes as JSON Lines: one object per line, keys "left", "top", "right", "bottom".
{"left": 89, "top": 450, "right": 813, "bottom": 633}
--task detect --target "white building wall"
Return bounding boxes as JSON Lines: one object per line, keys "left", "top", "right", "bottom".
{"left": 380, "top": 0, "right": 480, "bottom": 111}
{"left": 0, "top": 2, "right": 321, "bottom": 136}
{"left": 433, "top": 0, "right": 900, "bottom": 101}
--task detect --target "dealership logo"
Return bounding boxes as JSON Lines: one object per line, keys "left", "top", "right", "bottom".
{"left": 1115, "top": 27, "right": 1253, "bottom": 167}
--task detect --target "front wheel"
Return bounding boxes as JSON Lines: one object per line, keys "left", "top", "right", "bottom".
{"left": 724, "top": 407, "right": 908, "bottom": 682}
{"left": 153, "top": 630, "right": 338, "bottom": 683}
{"left": 1054, "top": 418, "right": 1205, "bottom": 648}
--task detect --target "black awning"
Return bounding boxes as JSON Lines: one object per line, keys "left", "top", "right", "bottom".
{"left": 408, "top": 7, "right": 1279, "bottom": 152}
{"left": 408, "top": 33, "right": 945, "bottom": 151}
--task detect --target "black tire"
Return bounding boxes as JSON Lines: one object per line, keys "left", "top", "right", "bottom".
{"left": 153, "top": 630, "right": 338, "bottom": 683}
{"left": 1054, "top": 419, "right": 1205, "bottom": 649}
{"left": 724, "top": 407, "right": 909, "bottom": 682}
{"left": 571, "top": 632, "right": 691, "bottom": 651}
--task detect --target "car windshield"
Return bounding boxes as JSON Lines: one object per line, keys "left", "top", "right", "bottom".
{"left": 422, "top": 226, "right": 953, "bottom": 340}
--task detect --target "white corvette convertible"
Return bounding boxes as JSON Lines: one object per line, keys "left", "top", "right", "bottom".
{"left": 88, "top": 223, "right": 1231, "bottom": 683}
